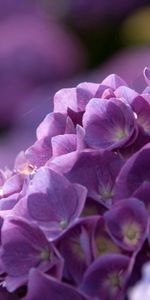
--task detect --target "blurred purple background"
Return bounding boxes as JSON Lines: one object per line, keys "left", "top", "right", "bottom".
{"left": 0, "top": 0, "right": 150, "bottom": 168}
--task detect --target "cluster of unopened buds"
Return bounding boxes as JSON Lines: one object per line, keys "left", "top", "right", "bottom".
{"left": 1, "top": 68, "right": 150, "bottom": 299}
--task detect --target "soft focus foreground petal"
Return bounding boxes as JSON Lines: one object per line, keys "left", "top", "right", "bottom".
{"left": 128, "top": 262, "right": 150, "bottom": 300}
{"left": 23, "top": 269, "right": 92, "bottom": 300}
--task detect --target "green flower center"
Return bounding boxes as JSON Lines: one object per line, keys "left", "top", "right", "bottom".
{"left": 123, "top": 222, "right": 141, "bottom": 246}
{"left": 71, "top": 237, "right": 84, "bottom": 260}
{"left": 96, "top": 236, "right": 120, "bottom": 256}
{"left": 60, "top": 219, "right": 68, "bottom": 229}
{"left": 109, "top": 273, "right": 121, "bottom": 288}
{"left": 41, "top": 249, "right": 50, "bottom": 261}
{"left": 115, "top": 128, "right": 128, "bottom": 141}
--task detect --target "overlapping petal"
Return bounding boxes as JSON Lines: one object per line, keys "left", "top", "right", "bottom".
{"left": 83, "top": 98, "right": 137, "bottom": 150}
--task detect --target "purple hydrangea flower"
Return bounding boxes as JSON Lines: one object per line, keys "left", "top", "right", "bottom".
{"left": 0, "top": 69, "right": 150, "bottom": 299}
{"left": 13, "top": 167, "right": 87, "bottom": 240}
{"left": 113, "top": 142, "right": 150, "bottom": 200}
{"left": 104, "top": 198, "right": 148, "bottom": 252}
{"left": 1, "top": 217, "right": 63, "bottom": 291}
{"left": 93, "top": 216, "right": 122, "bottom": 258}
{"left": 83, "top": 97, "right": 137, "bottom": 150}
{"left": 62, "top": 149, "right": 124, "bottom": 207}
{"left": 57, "top": 216, "right": 97, "bottom": 284}
{"left": 81, "top": 254, "right": 131, "bottom": 300}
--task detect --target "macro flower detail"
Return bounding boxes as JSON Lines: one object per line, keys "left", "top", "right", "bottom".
{"left": 83, "top": 97, "right": 137, "bottom": 150}
{"left": 13, "top": 167, "right": 87, "bottom": 240}
{"left": 81, "top": 254, "right": 131, "bottom": 300}
{"left": 104, "top": 198, "right": 148, "bottom": 251}
{"left": 1, "top": 69, "right": 150, "bottom": 298}
{"left": 0, "top": 217, "right": 63, "bottom": 292}
{"left": 23, "top": 269, "right": 91, "bottom": 300}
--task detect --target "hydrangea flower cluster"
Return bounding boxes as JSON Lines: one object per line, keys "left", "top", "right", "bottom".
{"left": 1, "top": 68, "right": 150, "bottom": 299}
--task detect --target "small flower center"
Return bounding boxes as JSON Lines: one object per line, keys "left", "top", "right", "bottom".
{"left": 72, "top": 238, "right": 84, "bottom": 260}
{"left": 96, "top": 236, "right": 120, "bottom": 256}
{"left": 60, "top": 219, "right": 68, "bottom": 230}
{"left": 109, "top": 273, "right": 121, "bottom": 289}
{"left": 114, "top": 128, "right": 127, "bottom": 141}
{"left": 40, "top": 249, "right": 50, "bottom": 261}
{"left": 99, "top": 185, "right": 112, "bottom": 202}
{"left": 123, "top": 222, "right": 141, "bottom": 246}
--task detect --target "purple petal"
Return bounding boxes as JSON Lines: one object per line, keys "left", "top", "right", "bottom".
{"left": 1, "top": 217, "right": 62, "bottom": 290}
{"left": 81, "top": 254, "right": 130, "bottom": 300}
{"left": 23, "top": 269, "right": 91, "bottom": 300}
{"left": 25, "top": 138, "right": 52, "bottom": 168}
{"left": 105, "top": 198, "right": 148, "bottom": 252}
{"left": 26, "top": 168, "right": 87, "bottom": 238}
{"left": 57, "top": 217, "right": 96, "bottom": 284}
{"left": 113, "top": 142, "right": 150, "bottom": 200}
{"left": 101, "top": 74, "right": 128, "bottom": 90}
{"left": 51, "top": 134, "right": 77, "bottom": 157}
{"left": 144, "top": 67, "right": 150, "bottom": 86}
{"left": 65, "top": 150, "right": 124, "bottom": 207}
{"left": 83, "top": 98, "right": 137, "bottom": 150}
{"left": 36, "top": 113, "right": 74, "bottom": 140}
